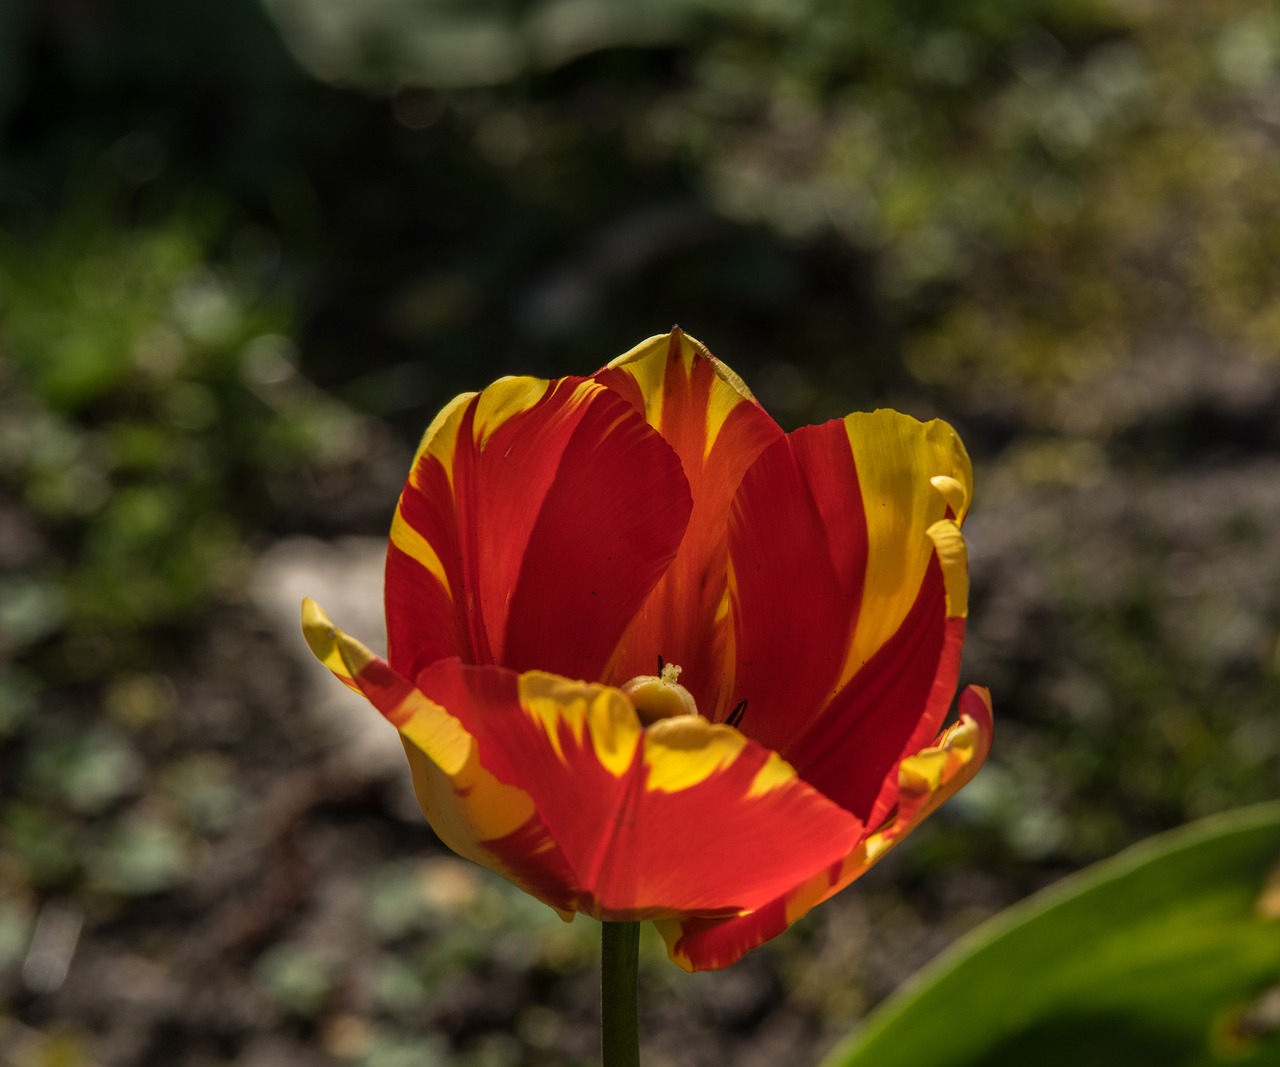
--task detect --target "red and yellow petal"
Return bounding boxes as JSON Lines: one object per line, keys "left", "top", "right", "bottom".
{"left": 385, "top": 374, "right": 693, "bottom": 683}
{"left": 839, "top": 412, "right": 971, "bottom": 678}
{"left": 655, "top": 686, "right": 993, "bottom": 971}
{"left": 302, "top": 599, "right": 580, "bottom": 913}
{"left": 303, "top": 597, "right": 472, "bottom": 774}
{"left": 386, "top": 390, "right": 476, "bottom": 675}
{"left": 727, "top": 409, "right": 973, "bottom": 816}
{"left": 725, "top": 420, "right": 868, "bottom": 744}
{"left": 593, "top": 329, "right": 783, "bottom": 717}
{"left": 414, "top": 658, "right": 864, "bottom": 919}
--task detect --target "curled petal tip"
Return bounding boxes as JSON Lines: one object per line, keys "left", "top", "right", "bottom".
{"left": 959, "top": 684, "right": 995, "bottom": 743}
{"left": 300, "top": 595, "right": 329, "bottom": 634}
{"left": 930, "top": 473, "right": 969, "bottom": 517}
{"left": 926, "top": 518, "right": 969, "bottom": 619}
{"left": 300, "top": 596, "right": 363, "bottom": 694}
{"left": 898, "top": 685, "right": 993, "bottom": 798}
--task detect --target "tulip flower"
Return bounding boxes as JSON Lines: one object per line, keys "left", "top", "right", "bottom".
{"left": 302, "top": 328, "right": 992, "bottom": 974}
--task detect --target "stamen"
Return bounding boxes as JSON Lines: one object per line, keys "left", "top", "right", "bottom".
{"left": 726, "top": 699, "right": 747, "bottom": 729}
{"left": 622, "top": 661, "right": 698, "bottom": 726}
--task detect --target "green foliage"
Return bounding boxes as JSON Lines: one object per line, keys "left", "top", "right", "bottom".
{"left": 255, "top": 942, "right": 340, "bottom": 1016}
{"left": 823, "top": 804, "right": 1280, "bottom": 1067}
{"left": 86, "top": 809, "right": 191, "bottom": 896}
{"left": 261, "top": 0, "right": 1280, "bottom": 410}
{"left": 22, "top": 725, "right": 143, "bottom": 814}
{"left": 0, "top": 208, "right": 356, "bottom": 654}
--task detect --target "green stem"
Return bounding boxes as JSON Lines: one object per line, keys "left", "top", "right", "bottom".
{"left": 601, "top": 920, "right": 641, "bottom": 1067}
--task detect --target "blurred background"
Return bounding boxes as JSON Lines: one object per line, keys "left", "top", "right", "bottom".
{"left": 1, "top": 0, "right": 1279, "bottom": 1064}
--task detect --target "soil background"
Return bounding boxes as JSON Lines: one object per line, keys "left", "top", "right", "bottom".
{"left": 2, "top": 2, "right": 1279, "bottom": 1065}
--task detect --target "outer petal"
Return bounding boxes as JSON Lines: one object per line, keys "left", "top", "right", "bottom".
{"left": 301, "top": 599, "right": 580, "bottom": 914}
{"left": 414, "top": 658, "right": 864, "bottom": 919}
{"left": 656, "top": 686, "right": 993, "bottom": 971}
{"left": 593, "top": 329, "right": 783, "bottom": 717}
{"left": 385, "top": 375, "right": 693, "bottom": 682}
{"left": 727, "top": 410, "right": 972, "bottom": 818}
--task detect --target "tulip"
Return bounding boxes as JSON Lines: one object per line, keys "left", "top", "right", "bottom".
{"left": 302, "top": 328, "right": 992, "bottom": 974}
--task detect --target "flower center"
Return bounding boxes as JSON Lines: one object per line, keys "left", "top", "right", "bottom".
{"left": 621, "top": 661, "right": 699, "bottom": 726}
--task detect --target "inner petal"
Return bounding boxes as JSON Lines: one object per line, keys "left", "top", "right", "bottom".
{"left": 593, "top": 331, "right": 784, "bottom": 718}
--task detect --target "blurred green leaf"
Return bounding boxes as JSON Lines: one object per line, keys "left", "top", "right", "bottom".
{"left": 371, "top": 953, "right": 430, "bottom": 1017}
{"left": 823, "top": 804, "right": 1280, "bottom": 1067}
{"left": 0, "top": 576, "right": 66, "bottom": 649}
{"left": 0, "top": 669, "right": 38, "bottom": 737}
{"left": 2, "top": 804, "right": 82, "bottom": 886}
{"left": 86, "top": 810, "right": 190, "bottom": 896}
{"left": 358, "top": 1028, "right": 454, "bottom": 1067}
{"left": 262, "top": 0, "right": 700, "bottom": 89}
{"left": 254, "top": 943, "right": 337, "bottom": 1017}
{"left": 156, "top": 755, "right": 243, "bottom": 834}
{"left": 24, "top": 726, "right": 143, "bottom": 814}
{"left": 0, "top": 896, "right": 33, "bottom": 972}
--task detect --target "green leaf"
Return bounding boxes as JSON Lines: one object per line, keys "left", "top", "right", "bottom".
{"left": 823, "top": 803, "right": 1280, "bottom": 1067}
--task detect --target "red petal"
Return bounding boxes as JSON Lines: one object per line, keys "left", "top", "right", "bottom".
{"left": 657, "top": 900, "right": 791, "bottom": 973}
{"left": 726, "top": 421, "right": 867, "bottom": 746}
{"left": 594, "top": 330, "right": 783, "bottom": 716}
{"left": 783, "top": 562, "right": 956, "bottom": 821}
{"left": 386, "top": 377, "right": 692, "bottom": 682}
{"left": 657, "top": 686, "right": 993, "bottom": 971}
{"left": 727, "top": 411, "right": 972, "bottom": 817}
{"left": 387, "top": 407, "right": 473, "bottom": 673}
{"left": 861, "top": 612, "right": 966, "bottom": 832}
{"left": 416, "top": 659, "right": 863, "bottom": 919}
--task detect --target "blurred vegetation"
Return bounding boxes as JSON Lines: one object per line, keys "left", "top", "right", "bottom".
{"left": 1, "top": 0, "right": 1278, "bottom": 1064}
{"left": 0, "top": 208, "right": 356, "bottom": 649}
